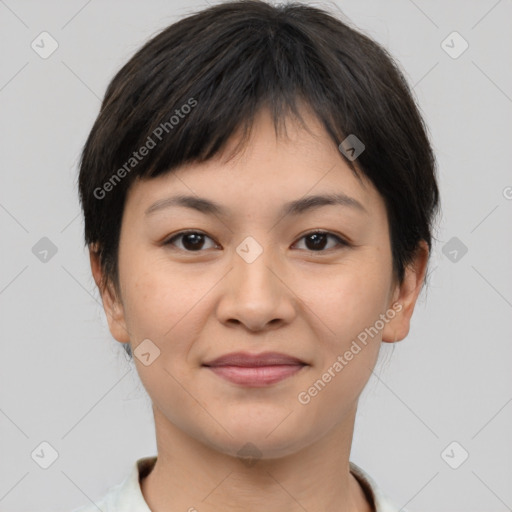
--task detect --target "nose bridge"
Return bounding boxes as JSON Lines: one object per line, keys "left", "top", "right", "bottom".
{"left": 216, "top": 233, "right": 295, "bottom": 330}
{"left": 233, "top": 233, "right": 280, "bottom": 300}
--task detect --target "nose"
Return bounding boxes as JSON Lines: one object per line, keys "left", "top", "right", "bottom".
{"left": 215, "top": 238, "right": 296, "bottom": 332}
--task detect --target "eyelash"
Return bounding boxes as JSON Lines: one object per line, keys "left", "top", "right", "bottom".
{"left": 162, "top": 230, "right": 350, "bottom": 253}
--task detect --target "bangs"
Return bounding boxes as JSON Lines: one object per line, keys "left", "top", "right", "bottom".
{"left": 79, "top": 1, "right": 439, "bottom": 295}
{"left": 89, "top": 8, "right": 368, "bottom": 189}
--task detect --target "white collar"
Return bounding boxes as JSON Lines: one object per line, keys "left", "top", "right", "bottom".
{"left": 72, "top": 456, "right": 405, "bottom": 512}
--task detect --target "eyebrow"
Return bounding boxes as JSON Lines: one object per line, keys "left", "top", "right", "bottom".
{"left": 144, "top": 192, "right": 368, "bottom": 218}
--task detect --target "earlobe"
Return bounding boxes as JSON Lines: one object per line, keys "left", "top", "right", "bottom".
{"left": 89, "top": 245, "right": 131, "bottom": 344}
{"left": 381, "top": 240, "right": 430, "bottom": 344}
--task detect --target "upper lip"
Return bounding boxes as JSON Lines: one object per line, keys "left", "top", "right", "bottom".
{"left": 203, "top": 351, "right": 307, "bottom": 367}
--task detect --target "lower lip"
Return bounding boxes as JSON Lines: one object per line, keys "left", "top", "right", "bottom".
{"left": 205, "top": 364, "right": 306, "bottom": 387}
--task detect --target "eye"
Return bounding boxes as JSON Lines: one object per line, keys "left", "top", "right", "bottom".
{"left": 163, "top": 229, "right": 349, "bottom": 253}
{"left": 163, "top": 230, "right": 218, "bottom": 251}
{"left": 293, "top": 231, "right": 349, "bottom": 252}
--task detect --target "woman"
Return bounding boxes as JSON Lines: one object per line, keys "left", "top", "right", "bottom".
{"left": 74, "top": 1, "right": 440, "bottom": 510}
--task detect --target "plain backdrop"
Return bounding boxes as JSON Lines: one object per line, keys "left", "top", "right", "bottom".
{"left": 1, "top": 1, "right": 511, "bottom": 511}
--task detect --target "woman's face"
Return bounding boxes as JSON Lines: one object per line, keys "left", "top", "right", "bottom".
{"left": 94, "top": 107, "right": 426, "bottom": 459}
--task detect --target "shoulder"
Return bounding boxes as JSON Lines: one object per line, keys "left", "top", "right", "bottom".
{"left": 69, "top": 480, "right": 122, "bottom": 512}
{"left": 69, "top": 456, "right": 157, "bottom": 512}
{"left": 349, "top": 461, "right": 406, "bottom": 512}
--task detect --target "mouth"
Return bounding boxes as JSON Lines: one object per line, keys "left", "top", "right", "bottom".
{"left": 202, "top": 351, "right": 308, "bottom": 387}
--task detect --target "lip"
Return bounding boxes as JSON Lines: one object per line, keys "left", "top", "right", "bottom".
{"left": 203, "top": 351, "right": 308, "bottom": 387}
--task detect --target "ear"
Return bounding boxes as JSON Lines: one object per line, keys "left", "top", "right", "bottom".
{"left": 89, "top": 244, "right": 131, "bottom": 344}
{"left": 382, "top": 240, "right": 430, "bottom": 343}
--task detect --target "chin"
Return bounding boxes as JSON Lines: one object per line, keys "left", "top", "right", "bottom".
{"left": 200, "top": 415, "right": 312, "bottom": 461}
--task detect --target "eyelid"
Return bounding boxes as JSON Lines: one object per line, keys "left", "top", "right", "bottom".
{"left": 295, "top": 229, "right": 350, "bottom": 244}
{"left": 163, "top": 229, "right": 219, "bottom": 249}
{"left": 163, "top": 229, "right": 351, "bottom": 252}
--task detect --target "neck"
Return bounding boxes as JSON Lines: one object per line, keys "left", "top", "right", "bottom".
{"left": 140, "top": 406, "right": 373, "bottom": 512}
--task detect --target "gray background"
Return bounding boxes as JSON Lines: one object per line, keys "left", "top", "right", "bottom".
{"left": 1, "top": 0, "right": 511, "bottom": 511}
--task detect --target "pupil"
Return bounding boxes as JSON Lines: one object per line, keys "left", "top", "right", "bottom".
{"left": 183, "top": 233, "right": 204, "bottom": 250}
{"left": 307, "top": 233, "right": 327, "bottom": 250}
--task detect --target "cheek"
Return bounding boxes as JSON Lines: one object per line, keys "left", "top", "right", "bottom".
{"left": 295, "top": 265, "right": 388, "bottom": 415}
{"left": 298, "top": 255, "right": 392, "bottom": 341}
{"left": 119, "top": 260, "right": 219, "bottom": 373}
{"left": 120, "top": 266, "right": 209, "bottom": 412}
{"left": 120, "top": 254, "right": 196, "bottom": 333}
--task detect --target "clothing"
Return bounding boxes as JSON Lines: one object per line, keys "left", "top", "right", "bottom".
{"left": 71, "top": 456, "right": 405, "bottom": 512}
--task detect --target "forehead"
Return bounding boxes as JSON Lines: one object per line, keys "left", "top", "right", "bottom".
{"left": 124, "top": 107, "right": 385, "bottom": 224}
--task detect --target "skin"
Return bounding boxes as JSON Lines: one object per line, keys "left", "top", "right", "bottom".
{"left": 90, "top": 106, "right": 429, "bottom": 512}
